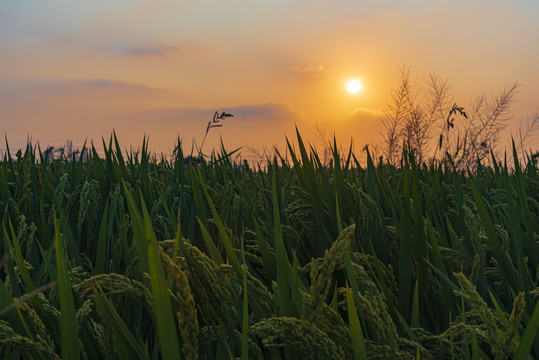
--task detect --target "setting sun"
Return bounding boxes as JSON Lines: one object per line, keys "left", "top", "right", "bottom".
{"left": 346, "top": 79, "right": 362, "bottom": 94}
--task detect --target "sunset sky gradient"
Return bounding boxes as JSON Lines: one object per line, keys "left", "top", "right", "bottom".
{"left": 1, "top": 0, "right": 538, "bottom": 158}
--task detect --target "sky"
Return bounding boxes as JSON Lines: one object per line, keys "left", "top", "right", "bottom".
{"left": 1, "top": 0, "right": 538, "bottom": 160}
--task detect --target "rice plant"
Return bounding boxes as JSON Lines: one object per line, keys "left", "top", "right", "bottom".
{"left": 0, "top": 130, "right": 537, "bottom": 359}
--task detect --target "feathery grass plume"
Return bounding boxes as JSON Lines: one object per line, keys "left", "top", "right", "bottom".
{"left": 453, "top": 271, "right": 526, "bottom": 359}
{"left": 359, "top": 341, "right": 415, "bottom": 360}
{"left": 441, "top": 320, "right": 490, "bottom": 347}
{"left": 251, "top": 317, "right": 344, "bottom": 360}
{"left": 80, "top": 312, "right": 107, "bottom": 357}
{"left": 337, "top": 286, "right": 396, "bottom": 344}
{"left": 470, "top": 253, "right": 481, "bottom": 286}
{"left": 176, "top": 241, "right": 239, "bottom": 322}
{"left": 0, "top": 319, "right": 57, "bottom": 357}
{"left": 412, "top": 327, "right": 466, "bottom": 360}
{"left": 90, "top": 298, "right": 115, "bottom": 357}
{"left": 242, "top": 246, "right": 265, "bottom": 269}
{"left": 501, "top": 291, "right": 526, "bottom": 356}
{"left": 77, "top": 179, "right": 102, "bottom": 247}
{"left": 440, "top": 308, "right": 495, "bottom": 348}
{"left": 301, "top": 250, "right": 398, "bottom": 308}
{"left": 159, "top": 246, "right": 199, "bottom": 360}
{"left": 309, "top": 224, "right": 355, "bottom": 323}
{"left": 76, "top": 298, "right": 94, "bottom": 325}
{"left": 199, "top": 111, "right": 233, "bottom": 153}
{"left": 283, "top": 186, "right": 319, "bottom": 252}
{"left": 73, "top": 273, "right": 154, "bottom": 313}
{"left": 352, "top": 252, "right": 399, "bottom": 302}
{"left": 17, "top": 302, "right": 55, "bottom": 354}
{"left": 346, "top": 182, "right": 381, "bottom": 243}
{"left": 36, "top": 293, "right": 61, "bottom": 327}
{"left": 232, "top": 328, "right": 265, "bottom": 360}
{"left": 0, "top": 282, "right": 56, "bottom": 317}
{"left": 245, "top": 270, "right": 275, "bottom": 317}
{"left": 395, "top": 337, "right": 434, "bottom": 360}
{"left": 69, "top": 265, "right": 91, "bottom": 286}
{"left": 15, "top": 214, "right": 37, "bottom": 262}
{"left": 302, "top": 292, "right": 352, "bottom": 358}
{"left": 440, "top": 247, "right": 471, "bottom": 273}
{"left": 453, "top": 272, "right": 498, "bottom": 329}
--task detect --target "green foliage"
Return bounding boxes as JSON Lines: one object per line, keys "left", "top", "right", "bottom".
{"left": 0, "top": 133, "right": 537, "bottom": 359}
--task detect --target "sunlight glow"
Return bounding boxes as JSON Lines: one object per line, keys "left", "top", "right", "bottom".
{"left": 346, "top": 79, "right": 362, "bottom": 94}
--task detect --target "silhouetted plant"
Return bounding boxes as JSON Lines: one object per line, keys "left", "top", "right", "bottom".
{"left": 382, "top": 65, "right": 451, "bottom": 164}
{"left": 199, "top": 111, "right": 233, "bottom": 155}
{"left": 516, "top": 111, "right": 539, "bottom": 161}
{"left": 381, "top": 65, "right": 521, "bottom": 169}
{"left": 450, "top": 82, "right": 519, "bottom": 169}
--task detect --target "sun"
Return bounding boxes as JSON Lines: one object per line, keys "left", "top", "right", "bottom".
{"left": 346, "top": 79, "right": 362, "bottom": 94}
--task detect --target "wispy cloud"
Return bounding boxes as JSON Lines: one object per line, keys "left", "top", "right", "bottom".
{"left": 118, "top": 102, "right": 305, "bottom": 153}
{"left": 109, "top": 42, "right": 204, "bottom": 58}
{"left": 224, "top": 103, "right": 305, "bottom": 120}
{"left": 345, "top": 107, "right": 384, "bottom": 121}
{"left": 288, "top": 64, "right": 325, "bottom": 78}
{"left": 80, "top": 79, "right": 153, "bottom": 91}
{"left": 127, "top": 102, "right": 304, "bottom": 127}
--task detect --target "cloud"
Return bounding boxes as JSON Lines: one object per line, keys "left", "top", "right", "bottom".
{"left": 345, "top": 107, "right": 384, "bottom": 122}
{"left": 0, "top": 79, "right": 181, "bottom": 145}
{"left": 288, "top": 64, "right": 325, "bottom": 78}
{"left": 224, "top": 103, "right": 305, "bottom": 120}
{"left": 127, "top": 102, "right": 303, "bottom": 123}
{"left": 290, "top": 65, "right": 325, "bottom": 74}
{"left": 79, "top": 79, "right": 153, "bottom": 91}
{"left": 0, "top": 77, "right": 304, "bottom": 154}
{"left": 0, "top": 79, "right": 155, "bottom": 96}
{"left": 109, "top": 42, "right": 204, "bottom": 58}
{"left": 339, "top": 107, "right": 385, "bottom": 147}
{"left": 122, "top": 102, "right": 305, "bottom": 152}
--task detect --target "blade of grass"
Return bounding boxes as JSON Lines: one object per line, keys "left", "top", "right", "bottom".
{"left": 54, "top": 215, "right": 80, "bottom": 360}
{"left": 513, "top": 297, "right": 539, "bottom": 360}
{"left": 241, "top": 242, "right": 249, "bottom": 360}
{"left": 470, "top": 180, "right": 517, "bottom": 293}
{"left": 122, "top": 180, "right": 150, "bottom": 275}
{"left": 92, "top": 284, "right": 148, "bottom": 360}
{"left": 399, "top": 156, "right": 413, "bottom": 321}
{"left": 411, "top": 278, "right": 420, "bottom": 328}
{"left": 197, "top": 216, "right": 224, "bottom": 264}
{"left": 94, "top": 199, "right": 109, "bottom": 274}
{"left": 346, "top": 282, "right": 368, "bottom": 360}
{"left": 195, "top": 168, "right": 242, "bottom": 277}
{"left": 251, "top": 214, "right": 275, "bottom": 281}
{"left": 5, "top": 222, "right": 35, "bottom": 292}
{"left": 140, "top": 191, "right": 182, "bottom": 360}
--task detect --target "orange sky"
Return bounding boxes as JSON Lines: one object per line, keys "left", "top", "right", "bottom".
{"left": 1, "top": 0, "right": 538, "bottom": 160}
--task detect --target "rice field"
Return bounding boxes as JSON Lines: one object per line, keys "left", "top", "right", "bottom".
{"left": 0, "top": 131, "right": 538, "bottom": 359}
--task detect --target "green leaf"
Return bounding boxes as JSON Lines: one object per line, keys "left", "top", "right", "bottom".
{"left": 197, "top": 217, "right": 224, "bottom": 264}
{"left": 94, "top": 199, "right": 109, "bottom": 274}
{"left": 470, "top": 180, "right": 517, "bottom": 293}
{"left": 411, "top": 278, "right": 420, "bottom": 328}
{"left": 140, "top": 192, "right": 182, "bottom": 360}
{"left": 399, "top": 157, "right": 413, "bottom": 320}
{"left": 346, "top": 283, "right": 368, "bottom": 360}
{"left": 93, "top": 285, "right": 148, "bottom": 360}
{"left": 241, "top": 244, "right": 249, "bottom": 360}
{"left": 195, "top": 168, "right": 243, "bottom": 277}
{"left": 55, "top": 216, "right": 80, "bottom": 360}
{"left": 513, "top": 297, "right": 539, "bottom": 360}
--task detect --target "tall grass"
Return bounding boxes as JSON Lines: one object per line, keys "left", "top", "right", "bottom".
{"left": 0, "top": 131, "right": 537, "bottom": 359}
